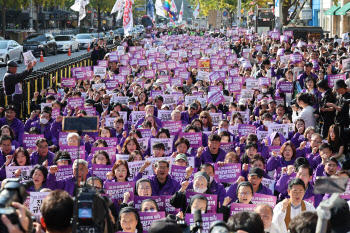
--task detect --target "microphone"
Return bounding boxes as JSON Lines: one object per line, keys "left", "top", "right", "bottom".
{"left": 190, "top": 209, "right": 203, "bottom": 233}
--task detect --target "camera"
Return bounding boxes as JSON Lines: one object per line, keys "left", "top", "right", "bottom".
{"left": 75, "top": 186, "right": 114, "bottom": 233}
{"left": 0, "top": 178, "right": 34, "bottom": 233}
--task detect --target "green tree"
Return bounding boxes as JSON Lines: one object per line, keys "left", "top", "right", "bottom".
{"left": 88, "top": 0, "right": 114, "bottom": 30}
{"left": 33, "top": 0, "right": 65, "bottom": 32}
{"left": 0, "top": 0, "right": 28, "bottom": 36}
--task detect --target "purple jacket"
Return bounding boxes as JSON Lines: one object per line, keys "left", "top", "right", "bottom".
{"left": 133, "top": 173, "right": 181, "bottom": 196}
{"left": 260, "top": 132, "right": 286, "bottom": 160}
{"left": 46, "top": 174, "right": 76, "bottom": 196}
{"left": 181, "top": 111, "right": 199, "bottom": 125}
{"left": 297, "top": 72, "right": 318, "bottom": 89}
{"left": 135, "top": 116, "right": 162, "bottom": 129}
{"left": 0, "top": 117, "right": 24, "bottom": 146}
{"left": 110, "top": 128, "right": 128, "bottom": 147}
{"left": 195, "top": 147, "right": 227, "bottom": 168}
{"left": 226, "top": 182, "right": 272, "bottom": 204}
{"left": 266, "top": 156, "right": 297, "bottom": 181}
{"left": 24, "top": 119, "right": 58, "bottom": 147}
{"left": 26, "top": 183, "right": 48, "bottom": 192}
{"left": 288, "top": 132, "right": 305, "bottom": 148}
{"left": 186, "top": 179, "right": 226, "bottom": 205}
{"left": 50, "top": 120, "right": 62, "bottom": 141}
{"left": 30, "top": 151, "right": 55, "bottom": 166}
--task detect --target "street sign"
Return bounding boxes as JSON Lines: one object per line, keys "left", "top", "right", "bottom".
{"left": 135, "top": 7, "right": 145, "bottom": 11}
{"left": 275, "top": 0, "right": 280, "bottom": 17}
{"left": 301, "top": 9, "right": 312, "bottom": 20}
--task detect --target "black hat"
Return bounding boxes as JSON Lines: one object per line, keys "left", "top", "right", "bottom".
{"left": 304, "top": 62, "right": 312, "bottom": 67}
{"left": 249, "top": 167, "right": 264, "bottom": 178}
{"left": 56, "top": 154, "right": 71, "bottom": 162}
{"left": 7, "top": 61, "right": 19, "bottom": 67}
{"left": 330, "top": 198, "right": 350, "bottom": 233}
{"left": 189, "top": 102, "right": 198, "bottom": 109}
{"left": 148, "top": 215, "right": 183, "bottom": 233}
{"left": 84, "top": 99, "right": 95, "bottom": 105}
{"left": 334, "top": 79, "right": 347, "bottom": 89}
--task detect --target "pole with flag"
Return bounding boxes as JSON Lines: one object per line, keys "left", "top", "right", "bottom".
{"left": 164, "top": 0, "right": 176, "bottom": 22}
{"left": 147, "top": 0, "right": 155, "bottom": 21}
{"left": 70, "top": 0, "right": 89, "bottom": 26}
{"left": 111, "top": 0, "right": 125, "bottom": 21}
{"left": 193, "top": 3, "right": 200, "bottom": 18}
{"left": 123, "top": 0, "right": 133, "bottom": 36}
{"left": 170, "top": 0, "right": 177, "bottom": 13}
{"left": 178, "top": 1, "right": 183, "bottom": 22}
{"left": 155, "top": 0, "right": 166, "bottom": 17}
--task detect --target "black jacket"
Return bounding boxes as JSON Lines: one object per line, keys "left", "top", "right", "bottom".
{"left": 4, "top": 69, "right": 33, "bottom": 95}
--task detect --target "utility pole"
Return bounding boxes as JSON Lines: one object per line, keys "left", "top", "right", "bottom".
{"left": 237, "top": 0, "right": 241, "bottom": 26}
{"left": 29, "top": 0, "right": 33, "bottom": 29}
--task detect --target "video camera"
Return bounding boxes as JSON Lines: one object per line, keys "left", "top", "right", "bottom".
{"left": 74, "top": 186, "right": 114, "bottom": 233}
{"left": 0, "top": 178, "right": 34, "bottom": 233}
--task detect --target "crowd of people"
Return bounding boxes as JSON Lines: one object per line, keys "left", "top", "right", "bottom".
{"left": 1, "top": 26, "right": 350, "bottom": 233}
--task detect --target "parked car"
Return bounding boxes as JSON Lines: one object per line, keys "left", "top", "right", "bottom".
{"left": 23, "top": 34, "right": 57, "bottom": 56}
{"left": 0, "top": 40, "right": 23, "bottom": 65}
{"left": 75, "top": 33, "right": 94, "bottom": 49}
{"left": 55, "top": 35, "right": 79, "bottom": 52}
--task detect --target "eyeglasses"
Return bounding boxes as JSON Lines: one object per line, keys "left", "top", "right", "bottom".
{"left": 239, "top": 192, "right": 252, "bottom": 196}
{"left": 200, "top": 116, "right": 207, "bottom": 119}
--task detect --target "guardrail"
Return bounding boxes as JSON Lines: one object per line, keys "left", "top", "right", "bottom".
{"left": 0, "top": 44, "right": 117, "bottom": 120}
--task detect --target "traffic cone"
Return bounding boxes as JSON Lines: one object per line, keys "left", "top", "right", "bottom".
{"left": 68, "top": 47, "right": 71, "bottom": 56}
{"left": 40, "top": 51, "right": 45, "bottom": 62}
{"left": 87, "top": 42, "right": 90, "bottom": 52}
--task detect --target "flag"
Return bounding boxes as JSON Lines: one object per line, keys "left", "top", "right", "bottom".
{"left": 155, "top": 0, "right": 166, "bottom": 17}
{"left": 111, "top": 0, "right": 124, "bottom": 14}
{"left": 193, "top": 3, "right": 200, "bottom": 18}
{"left": 123, "top": 0, "right": 133, "bottom": 36}
{"left": 147, "top": 0, "right": 155, "bottom": 21}
{"left": 170, "top": 0, "right": 177, "bottom": 13}
{"left": 178, "top": 1, "right": 183, "bottom": 22}
{"left": 70, "top": 0, "right": 88, "bottom": 26}
{"left": 164, "top": 0, "right": 176, "bottom": 21}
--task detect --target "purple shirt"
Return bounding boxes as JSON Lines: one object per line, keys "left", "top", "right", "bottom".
{"left": 30, "top": 151, "right": 55, "bottom": 166}
{"left": 181, "top": 111, "right": 199, "bottom": 125}
{"left": 226, "top": 182, "right": 272, "bottom": 204}
{"left": 195, "top": 147, "right": 227, "bottom": 168}
{"left": 46, "top": 174, "right": 76, "bottom": 196}
{"left": 0, "top": 117, "right": 24, "bottom": 146}
{"left": 133, "top": 173, "right": 181, "bottom": 196}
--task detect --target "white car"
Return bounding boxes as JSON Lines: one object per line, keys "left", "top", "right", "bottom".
{"left": 0, "top": 40, "right": 23, "bottom": 65}
{"left": 75, "top": 33, "right": 94, "bottom": 49}
{"left": 55, "top": 35, "right": 79, "bottom": 52}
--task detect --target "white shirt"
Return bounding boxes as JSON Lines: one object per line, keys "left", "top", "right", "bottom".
{"left": 272, "top": 201, "right": 315, "bottom": 233}
{"left": 265, "top": 223, "right": 280, "bottom": 233}
{"left": 293, "top": 105, "right": 316, "bottom": 129}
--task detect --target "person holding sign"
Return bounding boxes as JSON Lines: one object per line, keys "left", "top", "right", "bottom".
{"left": 3, "top": 60, "right": 36, "bottom": 119}
{"left": 220, "top": 181, "right": 254, "bottom": 222}
{"left": 272, "top": 179, "right": 315, "bottom": 233}
{"left": 134, "top": 160, "right": 181, "bottom": 196}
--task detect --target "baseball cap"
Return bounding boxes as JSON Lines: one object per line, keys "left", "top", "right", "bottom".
{"left": 189, "top": 102, "right": 198, "bottom": 109}
{"left": 128, "top": 97, "right": 136, "bottom": 103}
{"left": 175, "top": 153, "right": 188, "bottom": 163}
{"left": 304, "top": 62, "right": 313, "bottom": 67}
{"left": 84, "top": 99, "right": 95, "bottom": 105}
{"left": 249, "top": 167, "right": 264, "bottom": 178}
{"left": 56, "top": 154, "right": 71, "bottom": 162}
{"left": 7, "top": 61, "right": 19, "bottom": 67}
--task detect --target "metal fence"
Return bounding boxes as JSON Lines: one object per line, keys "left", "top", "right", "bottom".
{"left": 0, "top": 44, "right": 117, "bottom": 120}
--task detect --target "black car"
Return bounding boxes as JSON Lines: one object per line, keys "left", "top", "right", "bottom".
{"left": 23, "top": 34, "right": 57, "bottom": 56}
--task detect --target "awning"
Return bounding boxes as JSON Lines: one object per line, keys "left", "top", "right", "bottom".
{"left": 336, "top": 2, "right": 350, "bottom": 15}
{"left": 325, "top": 4, "right": 341, "bottom": 15}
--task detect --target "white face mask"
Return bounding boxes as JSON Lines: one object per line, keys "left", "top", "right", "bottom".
{"left": 262, "top": 88, "right": 268, "bottom": 93}
{"left": 193, "top": 186, "right": 207, "bottom": 193}
{"left": 209, "top": 176, "right": 214, "bottom": 183}
{"left": 40, "top": 118, "right": 49, "bottom": 125}
{"left": 218, "top": 128, "right": 228, "bottom": 133}
{"left": 264, "top": 121, "right": 272, "bottom": 126}
{"left": 191, "top": 209, "right": 205, "bottom": 214}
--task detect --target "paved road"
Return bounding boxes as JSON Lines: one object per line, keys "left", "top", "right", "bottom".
{"left": 0, "top": 49, "right": 91, "bottom": 81}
